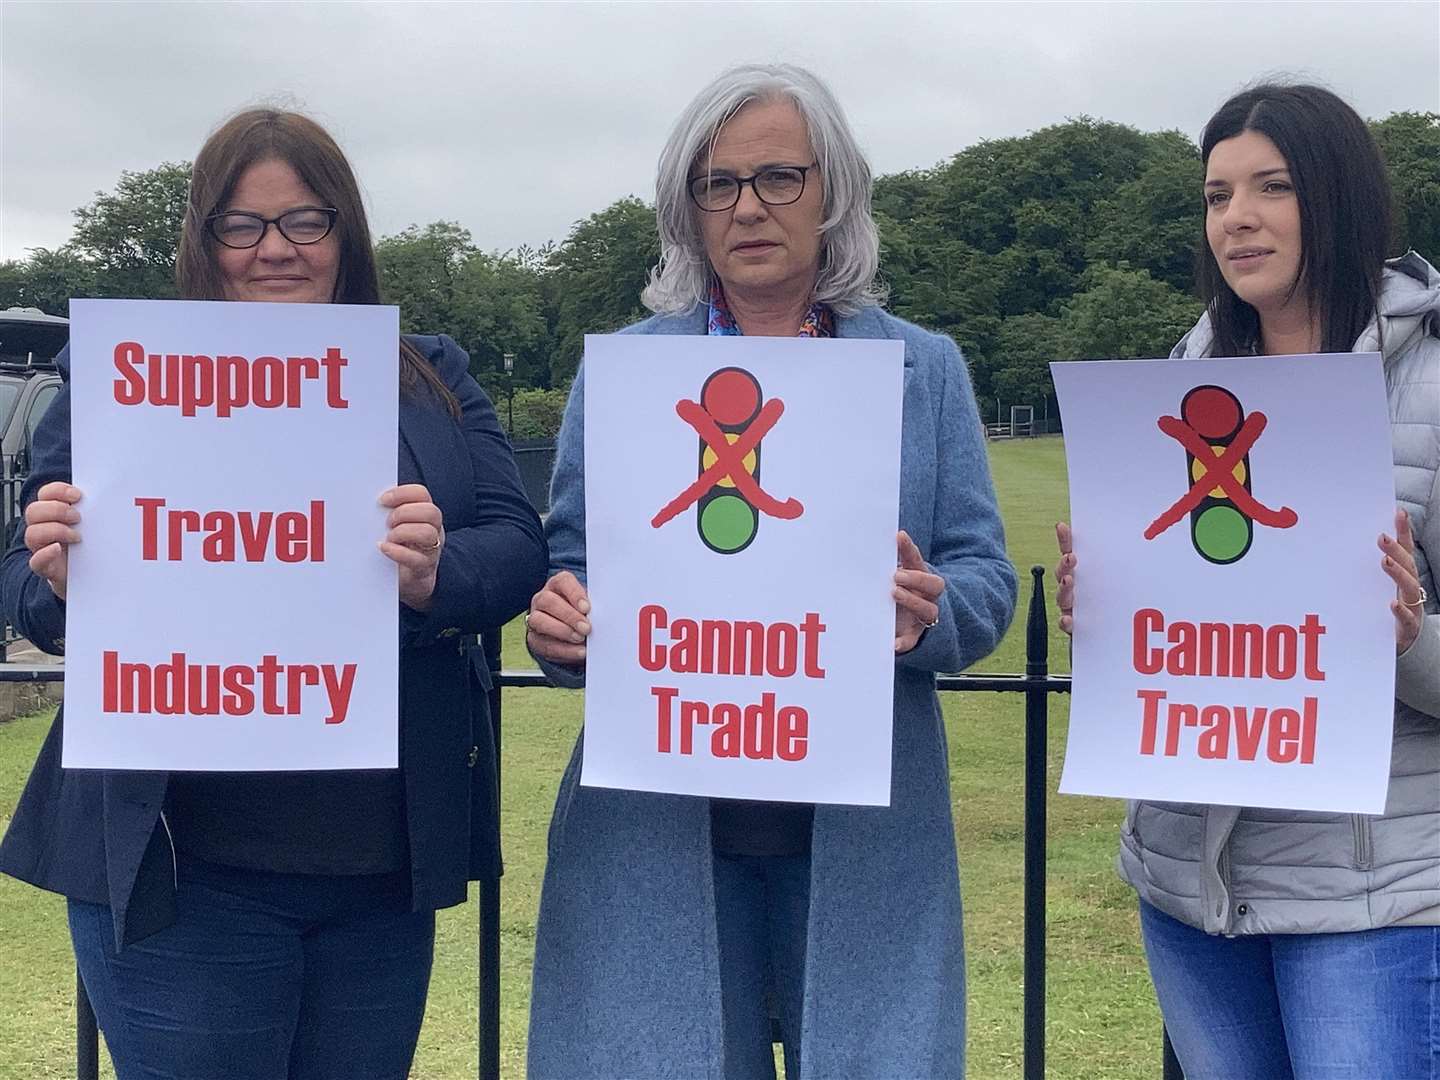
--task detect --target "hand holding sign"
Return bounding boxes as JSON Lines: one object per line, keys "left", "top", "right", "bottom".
{"left": 24, "top": 482, "right": 84, "bottom": 600}
{"left": 527, "top": 571, "right": 592, "bottom": 667}
{"left": 1383, "top": 508, "right": 1425, "bottom": 653}
{"left": 894, "top": 530, "right": 944, "bottom": 654}
{"left": 378, "top": 484, "right": 445, "bottom": 611}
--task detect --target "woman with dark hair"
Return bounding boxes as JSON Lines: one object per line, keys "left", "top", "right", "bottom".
{"left": 0, "top": 108, "right": 547, "bottom": 1078}
{"left": 1056, "top": 84, "right": 1439, "bottom": 1079}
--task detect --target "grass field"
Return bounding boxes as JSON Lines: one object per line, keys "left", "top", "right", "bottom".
{"left": 0, "top": 436, "right": 1167, "bottom": 1079}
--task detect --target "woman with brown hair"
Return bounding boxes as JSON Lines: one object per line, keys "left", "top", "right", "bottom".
{"left": 0, "top": 109, "right": 547, "bottom": 1079}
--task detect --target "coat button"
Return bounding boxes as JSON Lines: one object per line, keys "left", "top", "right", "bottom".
{"left": 1236, "top": 904, "right": 1249, "bottom": 916}
{"left": 467, "top": 745, "right": 480, "bottom": 768}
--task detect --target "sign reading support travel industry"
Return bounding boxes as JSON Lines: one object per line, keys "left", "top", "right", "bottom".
{"left": 581, "top": 333, "right": 904, "bottom": 805}
{"left": 1051, "top": 353, "right": 1396, "bottom": 814}
{"left": 63, "top": 299, "right": 399, "bottom": 770}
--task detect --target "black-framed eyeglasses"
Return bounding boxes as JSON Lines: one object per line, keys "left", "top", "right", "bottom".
{"left": 688, "top": 164, "right": 817, "bottom": 212}
{"left": 205, "top": 207, "right": 339, "bottom": 249}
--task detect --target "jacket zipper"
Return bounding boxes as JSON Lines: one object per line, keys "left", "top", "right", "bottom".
{"left": 158, "top": 810, "right": 179, "bottom": 888}
{"left": 1351, "top": 814, "right": 1373, "bottom": 870}
{"left": 1217, "top": 844, "right": 1235, "bottom": 930}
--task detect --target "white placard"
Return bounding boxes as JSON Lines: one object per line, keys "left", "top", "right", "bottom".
{"left": 63, "top": 299, "right": 399, "bottom": 770}
{"left": 1052, "top": 353, "right": 1396, "bottom": 813}
{"left": 581, "top": 334, "right": 904, "bottom": 805}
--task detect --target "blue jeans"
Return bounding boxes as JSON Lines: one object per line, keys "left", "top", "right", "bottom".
{"left": 68, "top": 855, "right": 435, "bottom": 1080}
{"left": 713, "top": 851, "right": 812, "bottom": 1080}
{"left": 1140, "top": 900, "right": 1439, "bottom": 1080}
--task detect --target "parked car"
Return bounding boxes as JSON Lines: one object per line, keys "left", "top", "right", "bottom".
{"left": 0, "top": 307, "right": 67, "bottom": 546}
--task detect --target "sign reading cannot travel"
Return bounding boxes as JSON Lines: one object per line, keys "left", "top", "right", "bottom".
{"left": 581, "top": 333, "right": 904, "bottom": 805}
{"left": 1051, "top": 353, "right": 1396, "bottom": 813}
{"left": 63, "top": 299, "right": 399, "bottom": 770}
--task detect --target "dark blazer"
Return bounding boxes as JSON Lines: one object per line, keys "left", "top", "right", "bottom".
{"left": 0, "top": 333, "right": 546, "bottom": 948}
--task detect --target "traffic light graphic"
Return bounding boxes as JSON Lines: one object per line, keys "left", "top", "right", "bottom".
{"left": 650, "top": 366, "right": 803, "bottom": 554}
{"left": 1143, "top": 383, "right": 1297, "bottom": 562}
{"left": 696, "top": 367, "right": 763, "bottom": 553}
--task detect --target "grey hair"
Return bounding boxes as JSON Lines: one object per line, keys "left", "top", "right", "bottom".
{"left": 641, "top": 63, "right": 885, "bottom": 316}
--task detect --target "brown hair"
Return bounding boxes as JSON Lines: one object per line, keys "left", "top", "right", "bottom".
{"left": 176, "top": 108, "right": 459, "bottom": 416}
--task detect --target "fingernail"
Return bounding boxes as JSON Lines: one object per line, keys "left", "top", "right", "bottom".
{"left": 578, "top": 600, "right": 591, "bottom": 615}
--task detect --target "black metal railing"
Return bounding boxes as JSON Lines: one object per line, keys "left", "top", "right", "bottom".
{"left": 2, "top": 566, "right": 1184, "bottom": 1080}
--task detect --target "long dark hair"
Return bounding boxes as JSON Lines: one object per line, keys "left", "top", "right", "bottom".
{"left": 177, "top": 109, "right": 459, "bottom": 416}
{"left": 1197, "top": 83, "right": 1392, "bottom": 356}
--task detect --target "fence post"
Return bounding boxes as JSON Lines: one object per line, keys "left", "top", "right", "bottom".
{"left": 76, "top": 967, "right": 98, "bottom": 1080}
{"left": 478, "top": 631, "right": 503, "bottom": 1080}
{"left": 1023, "top": 565, "right": 1049, "bottom": 1080}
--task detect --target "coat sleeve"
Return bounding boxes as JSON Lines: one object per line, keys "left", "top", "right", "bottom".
{"left": 525, "top": 361, "right": 588, "bottom": 688}
{"left": 0, "top": 346, "right": 71, "bottom": 655}
{"left": 896, "top": 336, "right": 1018, "bottom": 674}
{"left": 399, "top": 336, "right": 547, "bottom": 645}
{"left": 1395, "top": 455, "right": 1440, "bottom": 716}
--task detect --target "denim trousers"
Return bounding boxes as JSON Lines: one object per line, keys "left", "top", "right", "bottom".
{"left": 713, "top": 850, "right": 812, "bottom": 1080}
{"left": 1140, "top": 900, "right": 1439, "bottom": 1080}
{"left": 68, "top": 855, "right": 436, "bottom": 1080}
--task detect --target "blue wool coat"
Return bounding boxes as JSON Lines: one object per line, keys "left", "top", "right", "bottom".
{"left": 0, "top": 334, "right": 547, "bottom": 948}
{"left": 527, "top": 304, "right": 1017, "bottom": 1079}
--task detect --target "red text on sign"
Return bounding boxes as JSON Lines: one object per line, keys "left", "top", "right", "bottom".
{"left": 135, "top": 498, "right": 325, "bottom": 563}
{"left": 637, "top": 604, "right": 826, "bottom": 678}
{"left": 651, "top": 686, "right": 808, "bottom": 761}
{"left": 112, "top": 342, "right": 349, "bottom": 417}
{"left": 1131, "top": 608, "right": 1326, "bottom": 681}
{"left": 102, "top": 651, "right": 357, "bottom": 724}
{"left": 1135, "top": 688, "right": 1317, "bottom": 764}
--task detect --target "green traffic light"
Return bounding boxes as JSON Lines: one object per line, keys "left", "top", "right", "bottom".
{"left": 699, "top": 493, "right": 758, "bottom": 554}
{"left": 1193, "top": 503, "right": 1251, "bottom": 564}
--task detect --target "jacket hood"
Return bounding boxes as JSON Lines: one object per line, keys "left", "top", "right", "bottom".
{"left": 1171, "top": 250, "right": 1440, "bottom": 362}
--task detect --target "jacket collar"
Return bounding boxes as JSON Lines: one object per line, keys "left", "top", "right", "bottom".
{"left": 660, "top": 302, "right": 908, "bottom": 364}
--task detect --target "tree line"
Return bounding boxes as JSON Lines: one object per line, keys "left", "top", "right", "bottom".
{"left": 3, "top": 113, "right": 1435, "bottom": 434}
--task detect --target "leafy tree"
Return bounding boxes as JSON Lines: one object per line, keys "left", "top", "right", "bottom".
{"left": 1086, "top": 131, "right": 1204, "bottom": 292}
{"left": 69, "top": 161, "right": 191, "bottom": 299}
{"left": 1371, "top": 112, "right": 1440, "bottom": 259}
{"left": 0, "top": 247, "right": 98, "bottom": 315}
{"left": 1060, "top": 264, "right": 1202, "bottom": 362}
{"left": 545, "top": 197, "right": 659, "bottom": 384}
{"left": 992, "top": 312, "right": 1067, "bottom": 411}
{"left": 506, "top": 387, "right": 570, "bottom": 439}
{"left": 377, "top": 224, "right": 550, "bottom": 395}
{"left": 376, "top": 221, "right": 477, "bottom": 335}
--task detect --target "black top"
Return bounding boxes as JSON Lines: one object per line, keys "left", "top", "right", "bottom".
{"left": 164, "top": 440, "right": 426, "bottom": 875}
{"left": 164, "top": 770, "right": 407, "bottom": 874}
{"left": 710, "top": 799, "right": 814, "bottom": 857}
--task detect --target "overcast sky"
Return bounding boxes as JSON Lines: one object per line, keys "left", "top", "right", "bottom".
{"left": 3, "top": 1, "right": 1437, "bottom": 263}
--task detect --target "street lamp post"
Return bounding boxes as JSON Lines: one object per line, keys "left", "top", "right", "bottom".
{"left": 502, "top": 352, "right": 515, "bottom": 436}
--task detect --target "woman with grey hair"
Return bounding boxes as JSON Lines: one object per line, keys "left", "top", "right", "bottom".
{"left": 526, "top": 63, "right": 1016, "bottom": 1079}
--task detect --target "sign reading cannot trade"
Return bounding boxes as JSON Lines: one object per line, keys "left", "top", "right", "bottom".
{"left": 1051, "top": 353, "right": 1396, "bottom": 813}
{"left": 581, "top": 334, "right": 904, "bottom": 805}
{"left": 63, "top": 299, "right": 399, "bottom": 770}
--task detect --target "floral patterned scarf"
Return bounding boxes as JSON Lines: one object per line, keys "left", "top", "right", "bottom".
{"left": 706, "top": 283, "right": 835, "bottom": 338}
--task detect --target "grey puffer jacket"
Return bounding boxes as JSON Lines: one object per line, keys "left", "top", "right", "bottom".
{"left": 1117, "top": 251, "right": 1440, "bottom": 936}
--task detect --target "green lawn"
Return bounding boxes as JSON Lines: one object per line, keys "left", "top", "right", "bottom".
{"left": 0, "top": 436, "right": 1166, "bottom": 1079}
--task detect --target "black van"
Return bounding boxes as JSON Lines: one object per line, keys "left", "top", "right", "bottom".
{"left": 0, "top": 307, "right": 67, "bottom": 545}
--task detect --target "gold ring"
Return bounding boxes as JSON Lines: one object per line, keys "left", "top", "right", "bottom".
{"left": 425, "top": 537, "right": 442, "bottom": 552}
{"left": 923, "top": 614, "right": 940, "bottom": 629}
{"left": 1404, "top": 587, "right": 1428, "bottom": 608}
